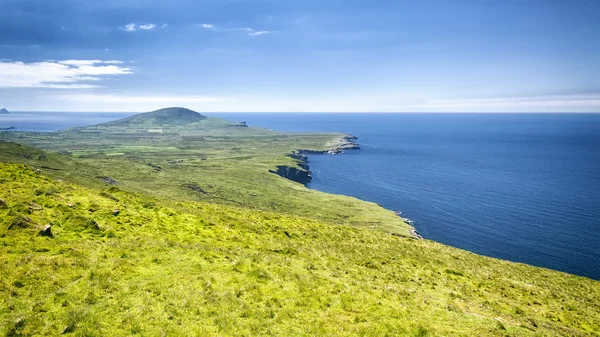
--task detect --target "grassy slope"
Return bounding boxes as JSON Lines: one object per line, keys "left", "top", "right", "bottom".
{"left": 0, "top": 113, "right": 411, "bottom": 236}
{"left": 1, "top": 163, "right": 599, "bottom": 336}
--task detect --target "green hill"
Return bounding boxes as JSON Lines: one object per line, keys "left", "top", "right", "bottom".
{"left": 99, "top": 107, "right": 207, "bottom": 127}
{"left": 1, "top": 163, "right": 598, "bottom": 336}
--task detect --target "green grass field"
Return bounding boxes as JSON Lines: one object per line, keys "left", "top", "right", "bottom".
{"left": 1, "top": 108, "right": 598, "bottom": 336}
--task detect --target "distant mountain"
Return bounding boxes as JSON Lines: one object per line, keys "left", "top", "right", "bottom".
{"left": 100, "top": 107, "right": 207, "bottom": 127}
{"left": 0, "top": 108, "right": 10, "bottom": 114}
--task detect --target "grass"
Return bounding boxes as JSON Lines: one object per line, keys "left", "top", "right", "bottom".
{"left": 0, "top": 111, "right": 410, "bottom": 236}
{"left": 1, "top": 163, "right": 599, "bottom": 336}
{"left": 1, "top": 109, "right": 599, "bottom": 335}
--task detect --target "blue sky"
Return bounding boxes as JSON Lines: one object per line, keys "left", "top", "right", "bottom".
{"left": 0, "top": 0, "right": 599, "bottom": 112}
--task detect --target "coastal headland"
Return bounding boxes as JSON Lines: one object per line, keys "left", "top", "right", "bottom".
{"left": 0, "top": 107, "right": 598, "bottom": 336}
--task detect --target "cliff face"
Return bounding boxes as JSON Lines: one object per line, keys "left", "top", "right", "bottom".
{"left": 271, "top": 166, "right": 312, "bottom": 184}
{"left": 271, "top": 134, "right": 359, "bottom": 185}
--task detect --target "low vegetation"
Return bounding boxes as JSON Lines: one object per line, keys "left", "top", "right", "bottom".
{"left": 1, "top": 164, "right": 599, "bottom": 336}
{"left": 1, "top": 108, "right": 598, "bottom": 336}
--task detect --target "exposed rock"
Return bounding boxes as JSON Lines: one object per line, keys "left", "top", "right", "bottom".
{"left": 287, "top": 152, "right": 308, "bottom": 162}
{"left": 113, "top": 209, "right": 120, "bottom": 216}
{"left": 410, "top": 229, "right": 423, "bottom": 240}
{"left": 297, "top": 134, "right": 360, "bottom": 156}
{"left": 270, "top": 166, "right": 312, "bottom": 184}
{"left": 39, "top": 225, "right": 54, "bottom": 238}
{"left": 84, "top": 219, "right": 101, "bottom": 231}
{"left": 184, "top": 183, "right": 207, "bottom": 194}
{"left": 8, "top": 216, "right": 32, "bottom": 230}
{"left": 146, "top": 163, "right": 162, "bottom": 172}
{"left": 0, "top": 199, "right": 6, "bottom": 208}
{"left": 35, "top": 169, "right": 42, "bottom": 174}
{"left": 97, "top": 176, "right": 118, "bottom": 185}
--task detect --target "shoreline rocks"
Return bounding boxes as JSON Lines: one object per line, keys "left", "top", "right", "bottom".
{"left": 296, "top": 134, "right": 360, "bottom": 155}
{"left": 273, "top": 134, "right": 359, "bottom": 185}
{"left": 410, "top": 228, "right": 423, "bottom": 240}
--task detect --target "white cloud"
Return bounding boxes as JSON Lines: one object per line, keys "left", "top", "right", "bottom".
{"left": 201, "top": 24, "right": 277, "bottom": 36}
{"left": 120, "top": 23, "right": 136, "bottom": 32}
{"left": 57, "top": 94, "right": 232, "bottom": 104}
{"left": 139, "top": 24, "right": 156, "bottom": 30}
{"left": 0, "top": 60, "right": 133, "bottom": 89}
{"left": 248, "top": 30, "right": 277, "bottom": 36}
{"left": 119, "top": 23, "right": 165, "bottom": 32}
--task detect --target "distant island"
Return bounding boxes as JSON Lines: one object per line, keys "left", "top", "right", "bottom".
{"left": 0, "top": 108, "right": 10, "bottom": 114}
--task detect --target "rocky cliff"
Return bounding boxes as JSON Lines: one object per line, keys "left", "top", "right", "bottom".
{"left": 271, "top": 134, "right": 359, "bottom": 185}
{"left": 270, "top": 165, "right": 312, "bottom": 184}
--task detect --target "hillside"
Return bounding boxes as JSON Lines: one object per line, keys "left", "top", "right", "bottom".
{"left": 97, "top": 107, "right": 207, "bottom": 127}
{"left": 1, "top": 163, "right": 599, "bottom": 336}
{"left": 1, "top": 109, "right": 599, "bottom": 336}
{"left": 0, "top": 108, "right": 9, "bottom": 114}
{"left": 0, "top": 109, "right": 412, "bottom": 236}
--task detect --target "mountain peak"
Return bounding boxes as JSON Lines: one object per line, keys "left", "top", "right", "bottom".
{"left": 0, "top": 108, "right": 10, "bottom": 114}
{"left": 101, "top": 107, "right": 207, "bottom": 127}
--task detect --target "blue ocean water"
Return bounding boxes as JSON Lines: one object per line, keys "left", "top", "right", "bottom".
{"left": 216, "top": 113, "right": 600, "bottom": 280}
{"left": 2, "top": 112, "right": 599, "bottom": 280}
{"left": 0, "top": 112, "right": 133, "bottom": 132}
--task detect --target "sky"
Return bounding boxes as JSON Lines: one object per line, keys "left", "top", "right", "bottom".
{"left": 0, "top": 0, "right": 599, "bottom": 113}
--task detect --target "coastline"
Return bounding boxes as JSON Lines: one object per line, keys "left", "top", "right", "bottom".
{"left": 276, "top": 133, "right": 422, "bottom": 239}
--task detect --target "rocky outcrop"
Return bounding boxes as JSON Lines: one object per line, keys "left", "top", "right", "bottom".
{"left": 39, "top": 225, "right": 54, "bottom": 238}
{"left": 270, "top": 166, "right": 312, "bottom": 184}
{"left": 297, "top": 134, "right": 360, "bottom": 155}
{"left": 274, "top": 135, "right": 360, "bottom": 185}
{"left": 184, "top": 183, "right": 207, "bottom": 194}
{"left": 97, "top": 176, "right": 118, "bottom": 185}
{"left": 410, "top": 228, "right": 423, "bottom": 240}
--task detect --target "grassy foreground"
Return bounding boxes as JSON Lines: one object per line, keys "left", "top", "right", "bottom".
{"left": 1, "top": 163, "right": 599, "bottom": 336}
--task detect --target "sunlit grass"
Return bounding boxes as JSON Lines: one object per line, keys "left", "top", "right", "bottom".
{"left": 1, "top": 163, "right": 598, "bottom": 336}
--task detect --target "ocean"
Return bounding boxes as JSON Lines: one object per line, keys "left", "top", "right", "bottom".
{"left": 2, "top": 112, "right": 599, "bottom": 280}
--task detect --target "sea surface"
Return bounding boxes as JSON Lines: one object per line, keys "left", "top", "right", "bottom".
{"left": 2, "top": 112, "right": 599, "bottom": 280}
